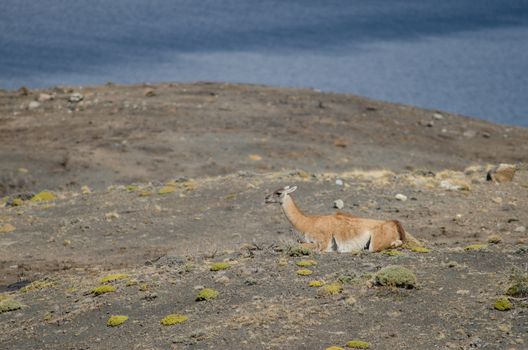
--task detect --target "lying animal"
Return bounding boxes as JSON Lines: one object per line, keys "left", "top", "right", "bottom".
{"left": 265, "top": 185, "right": 420, "bottom": 252}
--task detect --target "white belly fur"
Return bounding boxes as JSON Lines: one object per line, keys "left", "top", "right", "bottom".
{"left": 335, "top": 231, "right": 371, "bottom": 253}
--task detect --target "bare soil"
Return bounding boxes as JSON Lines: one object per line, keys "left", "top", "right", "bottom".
{"left": 1, "top": 83, "right": 527, "bottom": 349}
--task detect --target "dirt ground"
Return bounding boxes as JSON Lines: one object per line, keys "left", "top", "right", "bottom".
{"left": 1, "top": 83, "right": 527, "bottom": 349}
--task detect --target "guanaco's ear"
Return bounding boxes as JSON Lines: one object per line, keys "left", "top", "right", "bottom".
{"left": 284, "top": 185, "right": 297, "bottom": 194}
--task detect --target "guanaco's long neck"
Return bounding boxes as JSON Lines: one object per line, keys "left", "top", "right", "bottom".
{"left": 281, "top": 195, "right": 312, "bottom": 233}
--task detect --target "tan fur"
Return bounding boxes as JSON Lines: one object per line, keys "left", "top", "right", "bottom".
{"left": 275, "top": 191, "right": 418, "bottom": 253}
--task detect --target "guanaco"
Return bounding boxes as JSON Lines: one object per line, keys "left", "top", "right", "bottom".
{"left": 265, "top": 185, "right": 420, "bottom": 252}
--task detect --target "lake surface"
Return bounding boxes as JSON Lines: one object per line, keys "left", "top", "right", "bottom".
{"left": 1, "top": 1, "right": 527, "bottom": 126}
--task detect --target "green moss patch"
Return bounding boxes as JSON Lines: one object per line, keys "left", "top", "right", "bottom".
{"left": 21, "top": 279, "right": 54, "bottom": 292}
{"left": 381, "top": 249, "right": 404, "bottom": 256}
{"left": 346, "top": 340, "right": 371, "bottom": 349}
{"left": 161, "top": 314, "right": 188, "bottom": 326}
{"left": 374, "top": 265, "right": 417, "bottom": 289}
{"left": 308, "top": 280, "right": 324, "bottom": 287}
{"left": 494, "top": 297, "right": 512, "bottom": 311}
{"left": 31, "top": 191, "right": 56, "bottom": 202}
{"left": 210, "top": 262, "right": 231, "bottom": 271}
{"left": 92, "top": 285, "right": 116, "bottom": 296}
{"left": 318, "top": 282, "right": 343, "bottom": 296}
{"left": 410, "top": 246, "right": 430, "bottom": 253}
{"left": 158, "top": 186, "right": 176, "bottom": 194}
{"left": 296, "top": 260, "right": 317, "bottom": 267}
{"left": 487, "top": 234, "right": 502, "bottom": 244}
{"left": 107, "top": 315, "right": 128, "bottom": 327}
{"left": 296, "top": 269, "right": 313, "bottom": 276}
{"left": 196, "top": 288, "right": 219, "bottom": 301}
{"left": 287, "top": 245, "right": 312, "bottom": 257}
{"left": 505, "top": 271, "right": 528, "bottom": 297}
{"left": 464, "top": 244, "right": 487, "bottom": 251}
{"left": 0, "top": 299, "right": 24, "bottom": 313}
{"left": 99, "top": 273, "right": 129, "bottom": 283}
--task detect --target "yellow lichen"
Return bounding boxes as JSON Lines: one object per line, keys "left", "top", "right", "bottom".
{"left": 0, "top": 196, "right": 8, "bottom": 205}
{"left": 325, "top": 346, "right": 344, "bottom": 350}
{"left": 92, "top": 285, "right": 116, "bottom": 296}
{"left": 346, "top": 340, "right": 371, "bottom": 349}
{"left": 158, "top": 186, "right": 176, "bottom": 194}
{"left": 0, "top": 223, "right": 16, "bottom": 234}
{"left": 196, "top": 288, "right": 219, "bottom": 301}
{"left": 308, "top": 280, "right": 324, "bottom": 287}
{"left": 318, "top": 282, "right": 343, "bottom": 296}
{"left": 374, "top": 265, "right": 417, "bottom": 289}
{"left": 494, "top": 297, "right": 512, "bottom": 311}
{"left": 210, "top": 262, "right": 231, "bottom": 271}
{"left": 126, "top": 185, "right": 140, "bottom": 191}
{"left": 99, "top": 273, "right": 129, "bottom": 283}
{"left": 81, "top": 185, "right": 91, "bottom": 194}
{"left": 296, "top": 260, "right": 317, "bottom": 267}
{"left": 296, "top": 269, "right": 313, "bottom": 276}
{"left": 410, "top": 247, "right": 430, "bottom": 253}
{"left": 21, "top": 279, "right": 54, "bottom": 292}
{"left": 107, "top": 315, "right": 128, "bottom": 327}
{"left": 464, "top": 244, "right": 487, "bottom": 251}
{"left": 139, "top": 283, "right": 149, "bottom": 291}
{"left": 0, "top": 299, "right": 24, "bottom": 313}
{"left": 160, "top": 314, "right": 188, "bottom": 326}
{"left": 31, "top": 191, "right": 56, "bottom": 202}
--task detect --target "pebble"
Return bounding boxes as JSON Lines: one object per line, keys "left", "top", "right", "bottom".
{"left": 514, "top": 226, "right": 526, "bottom": 233}
{"left": 68, "top": 93, "right": 84, "bottom": 103}
{"left": 335, "top": 179, "right": 344, "bottom": 186}
{"left": 395, "top": 193, "right": 408, "bottom": 201}
{"left": 333, "top": 199, "right": 344, "bottom": 209}
{"left": 433, "top": 113, "right": 444, "bottom": 120}
{"left": 28, "top": 101, "right": 41, "bottom": 110}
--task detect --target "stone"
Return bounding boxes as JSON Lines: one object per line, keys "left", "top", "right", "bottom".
{"left": 395, "top": 193, "right": 407, "bottom": 201}
{"left": 38, "top": 93, "right": 54, "bottom": 102}
{"left": 333, "top": 199, "right": 344, "bottom": 209}
{"left": 335, "top": 179, "right": 344, "bottom": 186}
{"left": 487, "top": 164, "right": 516, "bottom": 183}
{"left": 514, "top": 226, "right": 526, "bottom": 233}
{"left": 28, "top": 101, "right": 41, "bottom": 109}
{"left": 68, "top": 93, "right": 84, "bottom": 103}
{"left": 433, "top": 113, "right": 444, "bottom": 120}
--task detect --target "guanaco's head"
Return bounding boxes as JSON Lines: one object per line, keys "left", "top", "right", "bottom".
{"left": 265, "top": 185, "right": 297, "bottom": 204}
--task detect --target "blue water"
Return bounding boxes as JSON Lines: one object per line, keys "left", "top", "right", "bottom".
{"left": 1, "top": 1, "right": 527, "bottom": 126}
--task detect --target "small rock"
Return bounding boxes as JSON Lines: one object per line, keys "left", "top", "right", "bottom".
{"left": 28, "top": 101, "right": 41, "bottom": 110}
{"left": 333, "top": 199, "right": 344, "bottom": 209}
{"left": 335, "top": 179, "right": 344, "bottom": 186}
{"left": 68, "top": 93, "right": 84, "bottom": 103}
{"left": 487, "top": 164, "right": 516, "bottom": 183}
{"left": 481, "top": 132, "right": 491, "bottom": 138}
{"left": 395, "top": 193, "right": 407, "bottom": 201}
{"left": 433, "top": 113, "right": 444, "bottom": 120}
{"left": 38, "top": 93, "right": 54, "bottom": 102}
{"left": 463, "top": 130, "right": 477, "bottom": 138}
{"left": 514, "top": 226, "right": 526, "bottom": 233}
